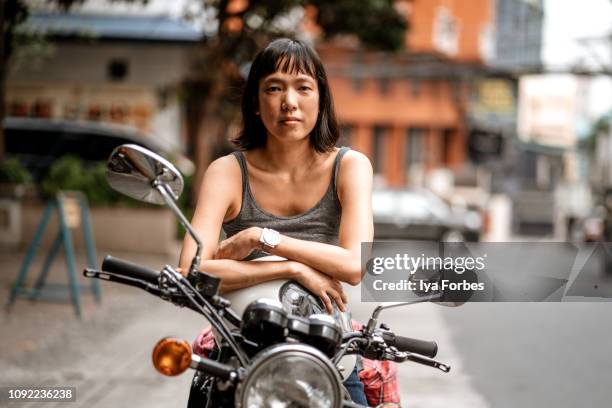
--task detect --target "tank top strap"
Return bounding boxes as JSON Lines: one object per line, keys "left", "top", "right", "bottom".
{"left": 332, "top": 146, "right": 350, "bottom": 199}
{"left": 232, "top": 151, "right": 249, "bottom": 203}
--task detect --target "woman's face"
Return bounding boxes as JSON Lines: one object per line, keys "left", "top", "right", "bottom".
{"left": 258, "top": 69, "right": 319, "bottom": 144}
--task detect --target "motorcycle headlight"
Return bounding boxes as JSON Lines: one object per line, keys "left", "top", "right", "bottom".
{"left": 237, "top": 344, "right": 342, "bottom": 408}
{"left": 279, "top": 281, "right": 323, "bottom": 316}
{"left": 279, "top": 281, "right": 352, "bottom": 332}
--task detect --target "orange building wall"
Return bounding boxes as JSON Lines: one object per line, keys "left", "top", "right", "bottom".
{"left": 328, "top": 76, "right": 467, "bottom": 186}
{"left": 314, "top": 0, "right": 494, "bottom": 187}
{"left": 330, "top": 78, "right": 459, "bottom": 127}
{"left": 406, "top": 0, "right": 492, "bottom": 62}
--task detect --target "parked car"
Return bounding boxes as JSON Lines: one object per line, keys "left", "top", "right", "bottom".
{"left": 3, "top": 117, "right": 191, "bottom": 181}
{"left": 372, "top": 188, "right": 481, "bottom": 241}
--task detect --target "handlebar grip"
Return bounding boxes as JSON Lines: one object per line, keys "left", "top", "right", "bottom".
{"left": 192, "top": 355, "right": 235, "bottom": 381}
{"left": 102, "top": 255, "right": 159, "bottom": 285}
{"left": 384, "top": 333, "right": 438, "bottom": 358}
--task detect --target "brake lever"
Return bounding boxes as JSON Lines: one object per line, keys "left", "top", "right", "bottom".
{"left": 83, "top": 268, "right": 161, "bottom": 294}
{"left": 392, "top": 349, "right": 451, "bottom": 373}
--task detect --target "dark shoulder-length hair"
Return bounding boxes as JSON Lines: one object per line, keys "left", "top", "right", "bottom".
{"left": 233, "top": 38, "right": 340, "bottom": 153}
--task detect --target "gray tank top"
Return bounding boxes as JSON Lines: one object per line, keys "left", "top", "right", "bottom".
{"left": 223, "top": 147, "right": 350, "bottom": 260}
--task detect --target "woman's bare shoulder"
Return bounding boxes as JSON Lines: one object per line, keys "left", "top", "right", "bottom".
{"left": 336, "top": 149, "right": 373, "bottom": 202}
{"left": 196, "top": 152, "right": 243, "bottom": 221}
{"left": 206, "top": 154, "right": 242, "bottom": 180}
{"left": 339, "top": 149, "right": 373, "bottom": 175}
{"left": 200, "top": 153, "right": 243, "bottom": 195}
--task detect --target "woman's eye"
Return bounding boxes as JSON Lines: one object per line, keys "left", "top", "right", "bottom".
{"left": 266, "top": 86, "right": 281, "bottom": 92}
{"left": 299, "top": 86, "right": 312, "bottom": 91}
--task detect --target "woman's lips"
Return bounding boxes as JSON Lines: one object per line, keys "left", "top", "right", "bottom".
{"left": 280, "top": 118, "right": 301, "bottom": 124}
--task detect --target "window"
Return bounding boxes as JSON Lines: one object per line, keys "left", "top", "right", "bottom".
{"left": 373, "top": 125, "right": 386, "bottom": 174}
{"left": 107, "top": 58, "right": 129, "bottom": 81}
{"left": 406, "top": 128, "right": 426, "bottom": 167}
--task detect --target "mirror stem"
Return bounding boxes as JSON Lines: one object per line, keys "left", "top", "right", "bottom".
{"left": 154, "top": 183, "right": 203, "bottom": 275}
{"left": 365, "top": 296, "right": 441, "bottom": 335}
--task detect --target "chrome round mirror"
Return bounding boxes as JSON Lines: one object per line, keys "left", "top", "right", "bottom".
{"left": 106, "top": 144, "right": 183, "bottom": 205}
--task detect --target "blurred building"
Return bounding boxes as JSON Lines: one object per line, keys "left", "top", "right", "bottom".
{"left": 489, "top": 0, "right": 543, "bottom": 72}
{"left": 316, "top": 0, "right": 543, "bottom": 197}
{"left": 512, "top": 0, "right": 612, "bottom": 237}
{"left": 6, "top": 11, "right": 201, "bottom": 152}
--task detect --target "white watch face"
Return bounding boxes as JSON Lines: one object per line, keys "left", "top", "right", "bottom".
{"left": 263, "top": 228, "right": 281, "bottom": 247}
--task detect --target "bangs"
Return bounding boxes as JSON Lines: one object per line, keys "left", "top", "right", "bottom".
{"left": 258, "top": 42, "right": 317, "bottom": 79}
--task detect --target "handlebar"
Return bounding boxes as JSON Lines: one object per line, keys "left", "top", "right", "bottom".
{"left": 191, "top": 355, "right": 237, "bottom": 381}
{"left": 382, "top": 332, "right": 438, "bottom": 358}
{"left": 102, "top": 255, "right": 159, "bottom": 284}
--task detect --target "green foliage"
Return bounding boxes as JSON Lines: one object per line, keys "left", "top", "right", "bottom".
{"left": 40, "top": 156, "right": 86, "bottom": 195}
{"left": 0, "top": 158, "right": 32, "bottom": 184}
{"left": 40, "top": 156, "right": 152, "bottom": 207}
{"left": 579, "top": 112, "right": 612, "bottom": 156}
{"left": 312, "top": 0, "right": 408, "bottom": 51}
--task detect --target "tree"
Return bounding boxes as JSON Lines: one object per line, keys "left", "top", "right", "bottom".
{"left": 181, "top": 0, "right": 408, "bottom": 189}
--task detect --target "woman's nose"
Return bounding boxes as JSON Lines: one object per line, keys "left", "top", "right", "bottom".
{"left": 282, "top": 89, "right": 298, "bottom": 111}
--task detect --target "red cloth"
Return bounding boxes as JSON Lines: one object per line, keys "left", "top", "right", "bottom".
{"left": 192, "top": 321, "right": 401, "bottom": 407}
{"left": 351, "top": 320, "right": 401, "bottom": 406}
{"left": 192, "top": 326, "right": 215, "bottom": 358}
{"left": 359, "top": 357, "right": 401, "bottom": 406}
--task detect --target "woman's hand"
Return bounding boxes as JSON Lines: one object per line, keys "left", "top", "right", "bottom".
{"left": 214, "top": 227, "right": 262, "bottom": 260}
{"left": 291, "top": 262, "right": 348, "bottom": 314}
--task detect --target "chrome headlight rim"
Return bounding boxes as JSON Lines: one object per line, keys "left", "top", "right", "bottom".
{"left": 235, "top": 343, "right": 343, "bottom": 408}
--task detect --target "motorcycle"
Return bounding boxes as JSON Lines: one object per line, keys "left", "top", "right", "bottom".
{"left": 83, "top": 144, "right": 452, "bottom": 408}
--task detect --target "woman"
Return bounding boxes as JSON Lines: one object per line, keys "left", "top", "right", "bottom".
{"left": 179, "top": 38, "right": 373, "bottom": 404}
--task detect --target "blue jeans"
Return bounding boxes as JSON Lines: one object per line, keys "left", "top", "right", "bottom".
{"left": 343, "top": 365, "right": 368, "bottom": 405}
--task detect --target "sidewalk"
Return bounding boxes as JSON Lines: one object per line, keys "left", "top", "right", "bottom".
{"left": 1, "top": 247, "right": 488, "bottom": 407}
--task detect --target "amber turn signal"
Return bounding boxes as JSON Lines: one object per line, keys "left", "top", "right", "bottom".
{"left": 152, "top": 337, "right": 192, "bottom": 376}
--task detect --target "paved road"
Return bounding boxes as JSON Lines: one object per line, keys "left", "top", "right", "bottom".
{"left": 435, "top": 244, "right": 612, "bottom": 408}
{"left": 439, "top": 302, "right": 612, "bottom": 408}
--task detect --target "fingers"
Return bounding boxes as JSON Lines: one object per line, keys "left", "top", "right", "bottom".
{"left": 340, "top": 289, "right": 348, "bottom": 305}
{"left": 320, "top": 292, "right": 334, "bottom": 314}
{"left": 327, "top": 288, "right": 346, "bottom": 312}
{"left": 331, "top": 280, "right": 348, "bottom": 304}
{"left": 214, "top": 241, "right": 230, "bottom": 260}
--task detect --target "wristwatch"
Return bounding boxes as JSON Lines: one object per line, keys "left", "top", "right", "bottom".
{"left": 259, "top": 227, "right": 281, "bottom": 250}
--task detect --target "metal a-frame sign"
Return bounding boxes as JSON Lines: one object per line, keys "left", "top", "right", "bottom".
{"left": 7, "top": 191, "right": 101, "bottom": 317}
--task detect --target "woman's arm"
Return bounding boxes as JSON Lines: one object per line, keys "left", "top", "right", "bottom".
{"left": 214, "top": 151, "right": 374, "bottom": 285}
{"left": 198, "top": 258, "right": 346, "bottom": 312}
{"left": 178, "top": 154, "right": 347, "bottom": 311}
{"left": 178, "top": 155, "right": 296, "bottom": 289}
